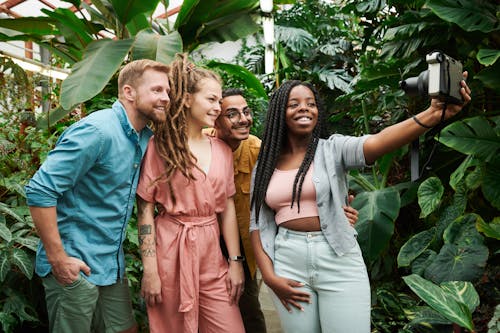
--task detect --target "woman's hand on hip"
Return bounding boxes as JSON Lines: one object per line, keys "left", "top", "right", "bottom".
{"left": 267, "top": 275, "right": 310, "bottom": 312}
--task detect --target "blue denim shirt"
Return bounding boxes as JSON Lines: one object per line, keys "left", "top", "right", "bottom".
{"left": 250, "top": 134, "right": 371, "bottom": 263}
{"left": 25, "top": 101, "right": 153, "bottom": 286}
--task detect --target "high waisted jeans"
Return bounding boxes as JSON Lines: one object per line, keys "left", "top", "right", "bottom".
{"left": 269, "top": 228, "right": 371, "bottom": 333}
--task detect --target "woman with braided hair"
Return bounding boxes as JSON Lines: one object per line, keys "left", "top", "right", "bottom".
{"left": 250, "top": 78, "right": 471, "bottom": 332}
{"left": 136, "top": 54, "right": 245, "bottom": 333}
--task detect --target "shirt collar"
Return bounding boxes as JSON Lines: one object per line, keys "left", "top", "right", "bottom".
{"left": 112, "top": 100, "right": 141, "bottom": 143}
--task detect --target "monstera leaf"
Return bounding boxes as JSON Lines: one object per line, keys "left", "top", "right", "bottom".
{"left": 352, "top": 188, "right": 400, "bottom": 261}
{"left": 403, "top": 274, "right": 476, "bottom": 331}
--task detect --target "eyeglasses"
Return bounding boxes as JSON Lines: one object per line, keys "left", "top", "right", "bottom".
{"left": 224, "top": 108, "right": 252, "bottom": 124}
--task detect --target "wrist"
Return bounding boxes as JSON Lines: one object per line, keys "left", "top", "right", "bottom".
{"left": 227, "top": 255, "right": 245, "bottom": 263}
{"left": 412, "top": 115, "right": 433, "bottom": 129}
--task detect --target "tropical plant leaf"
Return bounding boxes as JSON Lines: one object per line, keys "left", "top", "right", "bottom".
{"left": 60, "top": 38, "right": 134, "bottom": 110}
{"left": 426, "top": 0, "right": 499, "bottom": 33}
{"left": 0, "top": 220, "right": 12, "bottom": 243}
{"left": 0, "top": 17, "right": 58, "bottom": 35}
{"left": 418, "top": 177, "right": 444, "bottom": 218}
{"left": 131, "top": 29, "right": 182, "bottom": 64}
{"left": 443, "top": 213, "right": 484, "bottom": 246}
{"left": 398, "top": 227, "right": 436, "bottom": 267}
{"left": 0, "top": 203, "right": 24, "bottom": 224}
{"left": 276, "top": 25, "right": 317, "bottom": 55}
{"left": 125, "top": 13, "right": 151, "bottom": 37}
{"left": 482, "top": 162, "right": 500, "bottom": 209}
{"left": 13, "top": 236, "right": 39, "bottom": 252}
{"left": 411, "top": 249, "right": 437, "bottom": 276}
{"left": 408, "top": 307, "right": 451, "bottom": 326}
{"left": 0, "top": 252, "right": 10, "bottom": 282}
{"left": 438, "top": 116, "right": 500, "bottom": 164}
{"left": 424, "top": 243, "right": 488, "bottom": 283}
{"left": 36, "top": 106, "right": 71, "bottom": 129}
{"left": 477, "top": 48, "right": 500, "bottom": 66}
{"left": 449, "top": 156, "right": 479, "bottom": 191}
{"left": 2, "top": 289, "right": 39, "bottom": 322}
{"left": 316, "top": 67, "right": 353, "bottom": 93}
{"left": 476, "top": 217, "right": 500, "bottom": 240}
{"left": 352, "top": 188, "right": 400, "bottom": 261}
{"left": 110, "top": 0, "right": 160, "bottom": 25}
{"left": 403, "top": 274, "right": 474, "bottom": 330}
{"left": 441, "top": 281, "right": 480, "bottom": 313}
{"left": 41, "top": 8, "right": 94, "bottom": 49}
{"left": 175, "top": 0, "right": 259, "bottom": 50}
{"left": 474, "top": 62, "right": 500, "bottom": 90}
{"left": 10, "top": 248, "right": 34, "bottom": 279}
{"left": 206, "top": 61, "right": 268, "bottom": 100}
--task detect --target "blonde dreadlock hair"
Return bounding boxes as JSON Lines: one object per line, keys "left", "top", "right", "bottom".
{"left": 152, "top": 53, "right": 221, "bottom": 203}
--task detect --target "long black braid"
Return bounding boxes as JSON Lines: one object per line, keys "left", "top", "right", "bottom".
{"left": 251, "top": 80, "right": 328, "bottom": 224}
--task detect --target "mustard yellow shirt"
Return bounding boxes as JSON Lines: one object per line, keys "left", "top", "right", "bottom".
{"left": 231, "top": 134, "right": 261, "bottom": 278}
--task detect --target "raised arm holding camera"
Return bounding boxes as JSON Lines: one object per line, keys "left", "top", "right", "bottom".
{"left": 249, "top": 58, "right": 471, "bottom": 333}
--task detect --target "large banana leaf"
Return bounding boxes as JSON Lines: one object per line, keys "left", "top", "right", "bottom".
{"left": 482, "top": 162, "right": 500, "bottom": 209}
{"left": 174, "top": 0, "right": 260, "bottom": 51}
{"left": 60, "top": 39, "right": 134, "bottom": 110}
{"left": 352, "top": 187, "right": 400, "bottom": 261}
{"left": 131, "top": 30, "right": 183, "bottom": 64}
{"left": 41, "top": 8, "right": 95, "bottom": 50}
{"left": 426, "top": 0, "right": 499, "bottom": 33}
{"left": 110, "top": 0, "right": 160, "bottom": 25}
{"left": 0, "top": 17, "right": 58, "bottom": 35}
{"left": 438, "top": 116, "right": 500, "bottom": 164}
{"left": 403, "top": 274, "right": 474, "bottom": 330}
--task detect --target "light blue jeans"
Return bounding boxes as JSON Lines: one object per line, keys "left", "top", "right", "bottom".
{"left": 269, "top": 228, "right": 371, "bottom": 333}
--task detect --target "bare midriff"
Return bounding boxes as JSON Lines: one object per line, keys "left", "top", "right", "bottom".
{"left": 280, "top": 216, "right": 321, "bottom": 232}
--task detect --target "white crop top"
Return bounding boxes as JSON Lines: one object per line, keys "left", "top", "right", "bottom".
{"left": 265, "top": 163, "right": 319, "bottom": 225}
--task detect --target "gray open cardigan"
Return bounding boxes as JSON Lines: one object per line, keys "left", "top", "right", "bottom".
{"left": 249, "top": 133, "right": 371, "bottom": 263}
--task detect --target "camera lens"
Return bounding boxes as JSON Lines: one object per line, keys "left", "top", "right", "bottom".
{"left": 399, "top": 70, "right": 429, "bottom": 97}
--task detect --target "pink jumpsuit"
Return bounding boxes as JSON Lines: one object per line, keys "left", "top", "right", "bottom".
{"left": 136, "top": 136, "right": 245, "bottom": 333}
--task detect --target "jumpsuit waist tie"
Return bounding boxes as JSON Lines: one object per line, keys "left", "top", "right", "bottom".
{"left": 170, "top": 214, "right": 218, "bottom": 313}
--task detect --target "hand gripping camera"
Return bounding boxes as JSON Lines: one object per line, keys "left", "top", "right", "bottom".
{"left": 400, "top": 51, "right": 464, "bottom": 105}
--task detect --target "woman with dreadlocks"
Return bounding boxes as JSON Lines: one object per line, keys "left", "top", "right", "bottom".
{"left": 250, "top": 78, "right": 471, "bottom": 332}
{"left": 135, "top": 54, "right": 245, "bottom": 333}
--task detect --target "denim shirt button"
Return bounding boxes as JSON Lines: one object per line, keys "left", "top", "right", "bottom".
{"left": 317, "top": 202, "right": 323, "bottom": 207}
{"left": 133, "top": 163, "right": 138, "bottom": 169}
{"left": 322, "top": 224, "right": 328, "bottom": 229}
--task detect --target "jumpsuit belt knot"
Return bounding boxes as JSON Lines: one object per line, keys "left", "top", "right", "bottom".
{"left": 171, "top": 215, "right": 218, "bottom": 313}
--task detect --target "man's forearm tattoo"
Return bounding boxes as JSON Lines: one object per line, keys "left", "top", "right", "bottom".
{"left": 138, "top": 224, "right": 156, "bottom": 257}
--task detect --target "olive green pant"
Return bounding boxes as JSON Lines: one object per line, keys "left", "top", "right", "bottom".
{"left": 42, "top": 274, "right": 136, "bottom": 333}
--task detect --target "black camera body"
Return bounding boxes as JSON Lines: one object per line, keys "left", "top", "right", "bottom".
{"left": 400, "top": 51, "right": 464, "bottom": 105}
